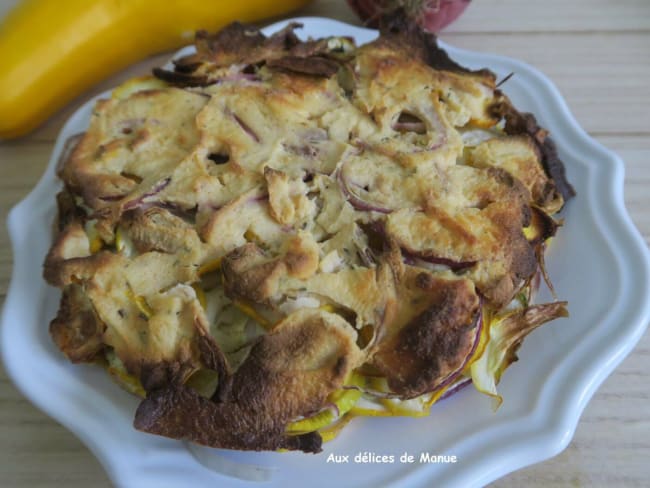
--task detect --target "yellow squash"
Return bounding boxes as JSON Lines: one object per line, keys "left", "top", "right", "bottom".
{"left": 0, "top": 0, "right": 311, "bottom": 138}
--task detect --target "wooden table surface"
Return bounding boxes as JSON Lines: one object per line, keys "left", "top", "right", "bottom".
{"left": 1, "top": 1, "right": 649, "bottom": 486}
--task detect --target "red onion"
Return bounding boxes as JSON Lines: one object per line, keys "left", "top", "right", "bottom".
{"left": 228, "top": 111, "right": 260, "bottom": 143}
{"left": 361, "top": 218, "right": 475, "bottom": 271}
{"left": 347, "top": 0, "right": 471, "bottom": 33}
{"left": 402, "top": 248, "right": 476, "bottom": 272}
{"left": 250, "top": 193, "right": 269, "bottom": 203}
{"left": 337, "top": 166, "right": 393, "bottom": 214}
{"left": 123, "top": 177, "right": 171, "bottom": 210}
{"left": 98, "top": 194, "right": 127, "bottom": 202}
{"left": 392, "top": 112, "right": 426, "bottom": 134}
{"left": 439, "top": 377, "right": 472, "bottom": 401}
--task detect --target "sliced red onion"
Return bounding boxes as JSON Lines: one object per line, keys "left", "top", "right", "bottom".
{"left": 402, "top": 248, "right": 476, "bottom": 272}
{"left": 388, "top": 105, "right": 448, "bottom": 151}
{"left": 439, "top": 377, "right": 472, "bottom": 401}
{"left": 393, "top": 120, "right": 427, "bottom": 134}
{"left": 250, "top": 193, "right": 269, "bottom": 203}
{"left": 98, "top": 194, "right": 127, "bottom": 202}
{"left": 392, "top": 112, "right": 426, "bottom": 134}
{"left": 123, "top": 177, "right": 171, "bottom": 210}
{"left": 337, "top": 167, "right": 393, "bottom": 214}
{"left": 362, "top": 220, "right": 474, "bottom": 272}
{"left": 229, "top": 111, "right": 260, "bottom": 143}
{"left": 197, "top": 201, "right": 223, "bottom": 215}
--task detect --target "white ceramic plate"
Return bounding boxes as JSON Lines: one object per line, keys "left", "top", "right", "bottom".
{"left": 2, "top": 17, "right": 650, "bottom": 488}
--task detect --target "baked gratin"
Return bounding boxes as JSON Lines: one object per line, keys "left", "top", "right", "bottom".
{"left": 44, "top": 18, "right": 574, "bottom": 453}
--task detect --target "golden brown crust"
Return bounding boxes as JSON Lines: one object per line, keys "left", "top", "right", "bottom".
{"left": 221, "top": 232, "right": 320, "bottom": 305}
{"left": 221, "top": 243, "right": 286, "bottom": 304}
{"left": 44, "top": 222, "right": 91, "bottom": 267}
{"left": 134, "top": 309, "right": 362, "bottom": 452}
{"left": 371, "top": 268, "right": 480, "bottom": 398}
{"left": 44, "top": 251, "right": 118, "bottom": 289}
{"left": 134, "top": 384, "right": 323, "bottom": 452}
{"left": 121, "top": 207, "right": 201, "bottom": 255}
{"left": 467, "top": 135, "right": 563, "bottom": 213}
{"left": 488, "top": 97, "right": 575, "bottom": 202}
{"left": 59, "top": 88, "right": 208, "bottom": 218}
{"left": 50, "top": 284, "right": 105, "bottom": 363}
{"left": 385, "top": 194, "right": 535, "bottom": 307}
{"left": 45, "top": 21, "right": 571, "bottom": 453}
{"left": 374, "top": 11, "right": 497, "bottom": 82}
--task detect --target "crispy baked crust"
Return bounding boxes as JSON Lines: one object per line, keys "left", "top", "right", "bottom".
{"left": 50, "top": 284, "right": 105, "bottom": 363}
{"left": 134, "top": 310, "right": 362, "bottom": 452}
{"left": 371, "top": 268, "right": 480, "bottom": 398}
{"left": 488, "top": 98, "right": 575, "bottom": 202}
{"left": 44, "top": 20, "right": 572, "bottom": 452}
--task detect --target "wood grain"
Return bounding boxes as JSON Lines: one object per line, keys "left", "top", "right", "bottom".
{"left": 1, "top": 1, "right": 649, "bottom": 487}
